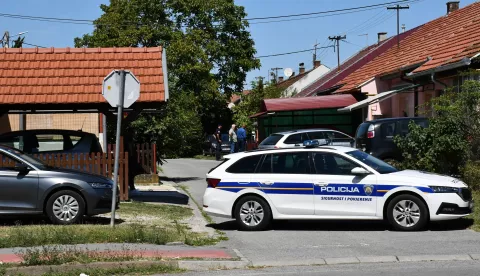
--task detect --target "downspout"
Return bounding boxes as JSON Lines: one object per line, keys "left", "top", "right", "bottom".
{"left": 431, "top": 72, "right": 447, "bottom": 91}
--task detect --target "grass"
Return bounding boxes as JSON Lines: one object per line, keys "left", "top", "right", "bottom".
{"left": 0, "top": 202, "right": 216, "bottom": 248}
{"left": 470, "top": 191, "right": 480, "bottom": 231}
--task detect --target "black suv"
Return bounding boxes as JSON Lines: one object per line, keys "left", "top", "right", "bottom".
{"left": 354, "top": 117, "right": 428, "bottom": 162}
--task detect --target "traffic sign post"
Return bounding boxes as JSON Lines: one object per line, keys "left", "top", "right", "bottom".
{"left": 102, "top": 70, "right": 140, "bottom": 227}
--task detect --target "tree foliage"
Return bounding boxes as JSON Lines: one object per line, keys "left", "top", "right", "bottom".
{"left": 232, "top": 78, "right": 282, "bottom": 130}
{"left": 75, "top": 0, "right": 260, "bottom": 156}
{"left": 395, "top": 80, "right": 480, "bottom": 178}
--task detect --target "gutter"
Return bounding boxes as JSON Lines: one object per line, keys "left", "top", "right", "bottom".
{"left": 162, "top": 46, "right": 170, "bottom": 101}
{"left": 407, "top": 57, "right": 472, "bottom": 79}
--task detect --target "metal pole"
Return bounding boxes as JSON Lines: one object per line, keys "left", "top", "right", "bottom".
{"left": 110, "top": 70, "right": 125, "bottom": 227}
{"left": 337, "top": 39, "right": 340, "bottom": 72}
{"left": 102, "top": 114, "right": 107, "bottom": 153}
{"left": 397, "top": 5, "right": 400, "bottom": 48}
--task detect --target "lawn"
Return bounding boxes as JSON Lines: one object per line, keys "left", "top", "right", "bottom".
{"left": 0, "top": 202, "right": 218, "bottom": 248}
{"left": 192, "top": 154, "right": 217, "bottom": 160}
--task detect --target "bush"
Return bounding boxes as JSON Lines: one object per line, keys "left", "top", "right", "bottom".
{"left": 462, "top": 161, "right": 480, "bottom": 191}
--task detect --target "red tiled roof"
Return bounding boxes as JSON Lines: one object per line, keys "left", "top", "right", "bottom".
{"left": 230, "top": 90, "right": 250, "bottom": 103}
{"left": 336, "top": 2, "right": 480, "bottom": 93}
{"left": 0, "top": 47, "right": 165, "bottom": 105}
{"left": 261, "top": 94, "right": 357, "bottom": 112}
{"left": 295, "top": 28, "right": 417, "bottom": 98}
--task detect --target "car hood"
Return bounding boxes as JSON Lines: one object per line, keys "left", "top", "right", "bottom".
{"left": 389, "top": 170, "right": 467, "bottom": 188}
{"left": 41, "top": 167, "right": 113, "bottom": 183}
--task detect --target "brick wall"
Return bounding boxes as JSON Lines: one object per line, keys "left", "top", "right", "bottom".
{"left": 0, "top": 113, "right": 99, "bottom": 136}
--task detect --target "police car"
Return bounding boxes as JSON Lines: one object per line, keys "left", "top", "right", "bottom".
{"left": 203, "top": 140, "right": 473, "bottom": 231}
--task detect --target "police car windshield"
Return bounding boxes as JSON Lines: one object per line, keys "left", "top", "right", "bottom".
{"left": 346, "top": 150, "right": 398, "bottom": 174}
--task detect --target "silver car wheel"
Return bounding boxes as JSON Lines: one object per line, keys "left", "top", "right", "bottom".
{"left": 393, "top": 200, "right": 420, "bottom": 227}
{"left": 239, "top": 201, "right": 264, "bottom": 226}
{"left": 53, "top": 195, "right": 80, "bottom": 222}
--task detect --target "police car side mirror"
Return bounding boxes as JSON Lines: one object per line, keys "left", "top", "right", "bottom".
{"left": 351, "top": 167, "right": 370, "bottom": 175}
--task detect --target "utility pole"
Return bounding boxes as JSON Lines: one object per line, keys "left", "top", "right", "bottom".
{"left": 387, "top": 4, "right": 409, "bottom": 48}
{"left": 313, "top": 39, "right": 319, "bottom": 65}
{"left": 1, "top": 31, "right": 10, "bottom": 48}
{"left": 329, "top": 35, "right": 346, "bottom": 71}
{"left": 270, "top": 67, "right": 283, "bottom": 83}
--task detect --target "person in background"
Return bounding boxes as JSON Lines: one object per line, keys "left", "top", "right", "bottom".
{"left": 237, "top": 124, "right": 247, "bottom": 152}
{"left": 229, "top": 124, "right": 237, "bottom": 153}
{"left": 215, "top": 124, "right": 222, "bottom": 161}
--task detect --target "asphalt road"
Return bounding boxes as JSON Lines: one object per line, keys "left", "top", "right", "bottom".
{"left": 161, "top": 261, "right": 480, "bottom": 276}
{"left": 161, "top": 159, "right": 480, "bottom": 266}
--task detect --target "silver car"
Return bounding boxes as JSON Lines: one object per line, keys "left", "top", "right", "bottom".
{"left": 0, "top": 145, "right": 118, "bottom": 224}
{"left": 258, "top": 129, "right": 354, "bottom": 149}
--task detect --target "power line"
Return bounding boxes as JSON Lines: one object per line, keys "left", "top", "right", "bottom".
{"left": 22, "top": 42, "right": 46, "bottom": 48}
{"left": 343, "top": 40, "right": 363, "bottom": 48}
{"left": 246, "top": 0, "right": 417, "bottom": 21}
{"left": 255, "top": 45, "right": 334, "bottom": 59}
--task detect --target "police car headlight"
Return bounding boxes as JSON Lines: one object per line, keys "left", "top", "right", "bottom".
{"left": 429, "top": 186, "right": 460, "bottom": 193}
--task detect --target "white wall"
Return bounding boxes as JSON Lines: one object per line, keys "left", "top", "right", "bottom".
{"left": 283, "top": 64, "right": 330, "bottom": 97}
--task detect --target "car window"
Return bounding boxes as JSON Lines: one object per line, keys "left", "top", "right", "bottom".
{"left": 0, "top": 152, "right": 19, "bottom": 171}
{"left": 0, "top": 135, "right": 23, "bottom": 151}
{"left": 396, "top": 120, "right": 410, "bottom": 136}
{"left": 284, "top": 133, "right": 308, "bottom": 145}
{"left": 226, "top": 155, "right": 262, "bottom": 174}
{"left": 260, "top": 134, "right": 283, "bottom": 146}
{"left": 347, "top": 150, "right": 397, "bottom": 174}
{"left": 311, "top": 152, "right": 359, "bottom": 175}
{"left": 35, "top": 134, "right": 64, "bottom": 152}
{"left": 332, "top": 132, "right": 351, "bottom": 139}
{"left": 308, "top": 131, "right": 326, "bottom": 140}
{"left": 259, "top": 152, "right": 309, "bottom": 174}
{"left": 70, "top": 135, "right": 82, "bottom": 146}
{"left": 381, "top": 122, "right": 396, "bottom": 139}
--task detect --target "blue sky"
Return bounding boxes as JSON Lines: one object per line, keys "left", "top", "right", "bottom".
{"left": 0, "top": 0, "right": 477, "bottom": 89}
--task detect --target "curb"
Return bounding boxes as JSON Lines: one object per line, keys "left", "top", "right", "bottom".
{"left": 4, "top": 253, "right": 480, "bottom": 274}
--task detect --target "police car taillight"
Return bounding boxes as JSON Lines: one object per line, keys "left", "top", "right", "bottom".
{"left": 367, "top": 124, "right": 375, "bottom": 139}
{"left": 207, "top": 178, "right": 221, "bottom": 188}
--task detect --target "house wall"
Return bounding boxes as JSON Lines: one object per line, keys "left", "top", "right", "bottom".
{"left": 283, "top": 65, "right": 330, "bottom": 97}
{"left": 0, "top": 113, "right": 99, "bottom": 136}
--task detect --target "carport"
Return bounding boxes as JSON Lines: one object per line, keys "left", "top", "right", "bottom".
{"left": 0, "top": 46, "right": 168, "bottom": 199}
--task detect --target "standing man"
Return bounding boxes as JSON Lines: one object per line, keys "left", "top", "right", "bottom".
{"left": 215, "top": 124, "right": 222, "bottom": 161}
{"left": 237, "top": 124, "right": 247, "bottom": 152}
{"left": 229, "top": 124, "right": 237, "bottom": 153}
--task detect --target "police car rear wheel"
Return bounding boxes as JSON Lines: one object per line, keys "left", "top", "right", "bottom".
{"left": 235, "top": 196, "right": 271, "bottom": 231}
{"left": 387, "top": 194, "right": 428, "bottom": 231}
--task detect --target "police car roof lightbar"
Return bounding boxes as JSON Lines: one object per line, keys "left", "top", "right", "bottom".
{"left": 303, "top": 139, "right": 328, "bottom": 148}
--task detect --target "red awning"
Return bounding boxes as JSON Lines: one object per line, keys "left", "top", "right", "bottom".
{"left": 249, "top": 111, "right": 267, "bottom": 118}
{"left": 261, "top": 94, "right": 357, "bottom": 112}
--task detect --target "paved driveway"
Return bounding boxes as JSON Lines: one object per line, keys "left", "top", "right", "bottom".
{"left": 162, "top": 159, "right": 480, "bottom": 266}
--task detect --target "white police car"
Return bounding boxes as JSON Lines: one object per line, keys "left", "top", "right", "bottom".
{"left": 203, "top": 140, "right": 473, "bottom": 231}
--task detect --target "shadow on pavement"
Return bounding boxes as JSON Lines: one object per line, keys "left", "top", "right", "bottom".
{"left": 159, "top": 176, "right": 202, "bottom": 183}
{"left": 129, "top": 190, "right": 189, "bottom": 205}
{"left": 208, "top": 218, "right": 474, "bottom": 232}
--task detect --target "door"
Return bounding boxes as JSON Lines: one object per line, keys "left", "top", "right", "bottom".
{"left": 252, "top": 151, "right": 314, "bottom": 215}
{"left": 0, "top": 152, "right": 39, "bottom": 212}
{"left": 311, "top": 152, "right": 377, "bottom": 217}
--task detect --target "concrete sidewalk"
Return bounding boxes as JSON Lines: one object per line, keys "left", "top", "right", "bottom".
{"left": 0, "top": 243, "right": 236, "bottom": 264}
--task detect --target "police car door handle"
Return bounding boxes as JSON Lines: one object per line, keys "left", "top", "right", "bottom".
{"left": 314, "top": 182, "right": 328, "bottom": 186}
{"left": 260, "top": 181, "right": 274, "bottom": 185}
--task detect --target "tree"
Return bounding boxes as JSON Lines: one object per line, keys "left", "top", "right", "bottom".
{"left": 395, "top": 79, "right": 480, "bottom": 177}
{"left": 232, "top": 78, "right": 282, "bottom": 130}
{"left": 12, "top": 36, "right": 24, "bottom": 48}
{"left": 75, "top": 0, "right": 259, "bottom": 156}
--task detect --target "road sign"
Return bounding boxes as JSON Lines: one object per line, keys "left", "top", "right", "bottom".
{"left": 102, "top": 70, "right": 140, "bottom": 108}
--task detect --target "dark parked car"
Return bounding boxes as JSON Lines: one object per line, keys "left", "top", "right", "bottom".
{"left": 0, "top": 145, "right": 118, "bottom": 224}
{"left": 354, "top": 117, "right": 429, "bottom": 162}
{"left": 202, "top": 134, "right": 217, "bottom": 156}
{"left": 0, "top": 129, "right": 102, "bottom": 154}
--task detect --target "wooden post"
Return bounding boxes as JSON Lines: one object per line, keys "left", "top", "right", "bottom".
{"left": 124, "top": 151, "right": 129, "bottom": 201}
{"left": 153, "top": 143, "right": 157, "bottom": 174}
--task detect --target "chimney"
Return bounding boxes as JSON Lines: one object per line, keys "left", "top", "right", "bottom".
{"left": 377, "top": 32, "right": 387, "bottom": 43}
{"left": 278, "top": 76, "right": 284, "bottom": 82}
{"left": 314, "top": 60, "right": 321, "bottom": 68}
{"left": 447, "top": 1, "right": 460, "bottom": 14}
{"left": 299, "top": 62, "right": 305, "bottom": 74}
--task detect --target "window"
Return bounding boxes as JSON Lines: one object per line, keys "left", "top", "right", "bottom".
{"left": 308, "top": 132, "right": 326, "bottom": 140}
{"left": 331, "top": 132, "right": 350, "bottom": 139}
{"left": 0, "top": 135, "right": 23, "bottom": 151}
{"left": 260, "top": 134, "right": 284, "bottom": 146}
{"left": 312, "top": 152, "right": 359, "bottom": 175}
{"left": 0, "top": 152, "right": 21, "bottom": 171}
{"left": 381, "top": 122, "right": 396, "bottom": 139}
{"left": 347, "top": 150, "right": 397, "bottom": 174}
{"left": 69, "top": 135, "right": 82, "bottom": 146}
{"left": 35, "top": 134, "right": 64, "bottom": 152}
{"left": 226, "top": 155, "right": 262, "bottom": 174}
{"left": 259, "top": 152, "right": 309, "bottom": 174}
{"left": 284, "top": 133, "right": 308, "bottom": 145}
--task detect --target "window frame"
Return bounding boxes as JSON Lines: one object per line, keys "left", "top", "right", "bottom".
{"left": 225, "top": 154, "right": 264, "bottom": 174}
{"left": 283, "top": 133, "right": 309, "bottom": 145}
{"left": 310, "top": 151, "right": 370, "bottom": 176}
{"left": 257, "top": 151, "right": 311, "bottom": 174}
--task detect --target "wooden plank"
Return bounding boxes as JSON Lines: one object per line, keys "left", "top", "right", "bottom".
{"left": 153, "top": 143, "right": 157, "bottom": 174}
{"left": 73, "top": 153, "right": 78, "bottom": 171}
{"left": 119, "top": 152, "right": 125, "bottom": 201}
{"left": 107, "top": 144, "right": 112, "bottom": 179}
{"left": 124, "top": 151, "right": 129, "bottom": 201}
{"left": 141, "top": 143, "right": 145, "bottom": 171}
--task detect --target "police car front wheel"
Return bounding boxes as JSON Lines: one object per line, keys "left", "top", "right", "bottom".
{"left": 387, "top": 194, "right": 428, "bottom": 231}
{"left": 234, "top": 196, "right": 271, "bottom": 231}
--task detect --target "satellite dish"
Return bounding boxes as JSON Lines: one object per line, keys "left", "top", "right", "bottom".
{"left": 284, "top": 68, "right": 293, "bottom": 77}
